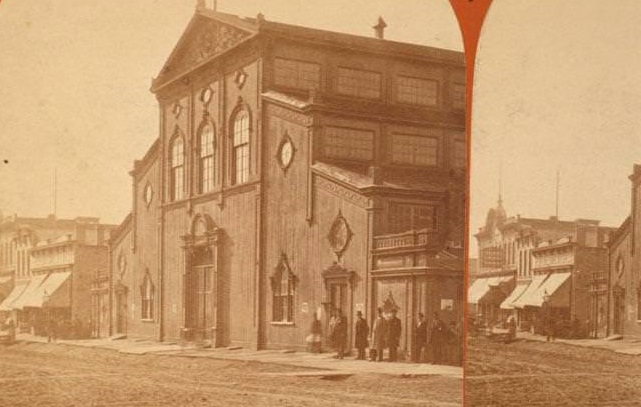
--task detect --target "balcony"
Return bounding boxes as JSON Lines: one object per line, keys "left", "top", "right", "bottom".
{"left": 373, "top": 229, "right": 439, "bottom": 251}
{"left": 372, "top": 229, "right": 461, "bottom": 273}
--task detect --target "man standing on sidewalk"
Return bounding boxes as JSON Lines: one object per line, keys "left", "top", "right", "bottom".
{"left": 387, "top": 309, "right": 402, "bottom": 362}
{"left": 413, "top": 313, "right": 428, "bottom": 362}
{"left": 334, "top": 310, "right": 347, "bottom": 359}
{"left": 354, "top": 311, "right": 369, "bottom": 360}
{"left": 370, "top": 308, "right": 387, "bottom": 362}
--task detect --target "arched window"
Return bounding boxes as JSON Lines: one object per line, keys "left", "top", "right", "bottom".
{"left": 170, "top": 136, "right": 185, "bottom": 201}
{"left": 231, "top": 109, "right": 250, "bottom": 185}
{"left": 271, "top": 254, "right": 296, "bottom": 323}
{"left": 199, "top": 123, "right": 215, "bottom": 193}
{"left": 140, "top": 272, "right": 154, "bottom": 320}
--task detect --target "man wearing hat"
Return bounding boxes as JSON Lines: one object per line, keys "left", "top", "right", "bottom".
{"left": 354, "top": 310, "right": 369, "bottom": 360}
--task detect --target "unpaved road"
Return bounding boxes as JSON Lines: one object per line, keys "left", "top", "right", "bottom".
{"left": 466, "top": 336, "right": 641, "bottom": 406}
{"left": 0, "top": 342, "right": 460, "bottom": 406}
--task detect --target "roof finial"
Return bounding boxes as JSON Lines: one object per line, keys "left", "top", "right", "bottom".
{"left": 373, "top": 16, "right": 387, "bottom": 40}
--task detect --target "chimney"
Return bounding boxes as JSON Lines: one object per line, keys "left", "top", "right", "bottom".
{"left": 373, "top": 16, "right": 387, "bottom": 40}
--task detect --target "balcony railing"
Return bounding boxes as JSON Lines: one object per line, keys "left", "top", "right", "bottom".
{"left": 373, "top": 229, "right": 438, "bottom": 250}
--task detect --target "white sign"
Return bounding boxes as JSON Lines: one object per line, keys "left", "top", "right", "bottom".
{"left": 301, "top": 302, "right": 309, "bottom": 313}
{"left": 441, "top": 299, "right": 454, "bottom": 311}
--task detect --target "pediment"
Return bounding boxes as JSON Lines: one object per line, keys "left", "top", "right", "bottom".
{"left": 154, "top": 13, "right": 256, "bottom": 88}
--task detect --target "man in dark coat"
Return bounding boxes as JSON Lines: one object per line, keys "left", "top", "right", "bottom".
{"left": 430, "top": 312, "right": 446, "bottom": 364}
{"left": 413, "top": 313, "right": 428, "bottom": 362}
{"left": 386, "top": 309, "right": 402, "bottom": 362}
{"left": 370, "top": 307, "right": 387, "bottom": 362}
{"left": 333, "top": 310, "right": 348, "bottom": 359}
{"left": 354, "top": 311, "right": 369, "bottom": 360}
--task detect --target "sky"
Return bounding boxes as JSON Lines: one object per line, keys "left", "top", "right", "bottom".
{"left": 470, "top": 0, "right": 641, "bottom": 255}
{"left": 0, "top": 0, "right": 462, "bottom": 225}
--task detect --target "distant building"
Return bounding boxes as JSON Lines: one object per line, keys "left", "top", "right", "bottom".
{"left": 109, "top": 5, "right": 465, "bottom": 360}
{"left": 0, "top": 213, "right": 115, "bottom": 337}
{"left": 608, "top": 164, "right": 641, "bottom": 339}
{"left": 471, "top": 198, "right": 614, "bottom": 338}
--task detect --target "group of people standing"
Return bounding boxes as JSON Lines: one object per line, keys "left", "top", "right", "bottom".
{"left": 309, "top": 307, "right": 460, "bottom": 364}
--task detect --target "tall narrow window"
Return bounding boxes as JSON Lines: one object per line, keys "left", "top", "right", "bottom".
{"left": 170, "top": 136, "right": 185, "bottom": 201}
{"left": 140, "top": 272, "right": 154, "bottom": 320}
{"left": 232, "top": 110, "right": 250, "bottom": 185}
{"left": 199, "top": 123, "right": 215, "bottom": 193}
{"left": 271, "top": 254, "right": 296, "bottom": 323}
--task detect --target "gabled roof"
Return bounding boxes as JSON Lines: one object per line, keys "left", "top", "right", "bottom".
{"left": 152, "top": 11, "right": 258, "bottom": 91}
{"left": 109, "top": 213, "right": 133, "bottom": 247}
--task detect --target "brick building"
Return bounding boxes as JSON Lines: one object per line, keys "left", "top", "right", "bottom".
{"left": 472, "top": 198, "right": 614, "bottom": 338}
{"left": 109, "top": 5, "right": 465, "bottom": 360}
{"left": 0, "top": 213, "right": 114, "bottom": 336}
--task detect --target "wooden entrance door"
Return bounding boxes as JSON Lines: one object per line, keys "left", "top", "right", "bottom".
{"left": 613, "top": 293, "right": 625, "bottom": 335}
{"left": 327, "top": 281, "right": 350, "bottom": 350}
{"left": 185, "top": 247, "right": 215, "bottom": 343}
{"left": 115, "top": 291, "right": 127, "bottom": 335}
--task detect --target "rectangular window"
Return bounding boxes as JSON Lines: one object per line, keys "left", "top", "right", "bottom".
{"left": 336, "top": 67, "right": 381, "bottom": 99}
{"left": 452, "top": 138, "right": 466, "bottom": 169}
{"left": 451, "top": 83, "right": 465, "bottom": 110}
{"left": 397, "top": 76, "right": 438, "bottom": 106}
{"left": 391, "top": 134, "right": 439, "bottom": 166}
{"left": 388, "top": 203, "right": 437, "bottom": 234}
{"left": 274, "top": 58, "right": 321, "bottom": 90}
{"left": 323, "top": 126, "right": 374, "bottom": 161}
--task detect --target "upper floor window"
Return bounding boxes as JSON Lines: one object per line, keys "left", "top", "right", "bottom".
{"left": 451, "top": 83, "right": 465, "bottom": 110}
{"left": 232, "top": 109, "right": 250, "bottom": 185}
{"left": 388, "top": 203, "right": 437, "bottom": 234}
{"left": 336, "top": 67, "right": 381, "bottom": 99}
{"left": 397, "top": 76, "right": 438, "bottom": 106}
{"left": 452, "top": 138, "right": 466, "bottom": 169}
{"left": 170, "top": 136, "right": 185, "bottom": 201}
{"left": 323, "top": 126, "right": 374, "bottom": 162}
{"left": 391, "top": 134, "right": 438, "bottom": 166}
{"left": 198, "top": 123, "right": 215, "bottom": 193}
{"left": 274, "top": 58, "right": 321, "bottom": 90}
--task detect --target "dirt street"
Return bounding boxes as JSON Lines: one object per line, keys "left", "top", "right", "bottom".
{"left": 466, "top": 336, "right": 641, "bottom": 406}
{"left": 0, "top": 342, "right": 460, "bottom": 407}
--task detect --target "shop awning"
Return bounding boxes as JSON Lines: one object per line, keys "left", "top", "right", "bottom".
{"left": 0, "top": 283, "right": 28, "bottom": 311}
{"left": 23, "top": 272, "right": 71, "bottom": 308}
{"left": 468, "top": 278, "right": 491, "bottom": 304}
{"left": 501, "top": 283, "right": 529, "bottom": 309}
{"left": 530, "top": 272, "right": 571, "bottom": 308}
{"left": 10, "top": 274, "right": 48, "bottom": 310}
{"left": 469, "top": 276, "right": 514, "bottom": 304}
{"left": 512, "top": 274, "right": 548, "bottom": 308}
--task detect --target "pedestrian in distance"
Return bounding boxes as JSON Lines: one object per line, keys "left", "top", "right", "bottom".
{"left": 413, "top": 312, "right": 428, "bottom": 362}
{"left": 308, "top": 313, "right": 322, "bottom": 353}
{"left": 333, "top": 309, "right": 347, "bottom": 359}
{"left": 386, "top": 309, "right": 402, "bottom": 362}
{"left": 328, "top": 310, "right": 338, "bottom": 351}
{"left": 370, "top": 307, "right": 387, "bottom": 362}
{"left": 354, "top": 310, "right": 369, "bottom": 360}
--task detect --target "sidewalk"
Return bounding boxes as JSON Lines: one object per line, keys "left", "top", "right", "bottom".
{"left": 16, "top": 333, "right": 462, "bottom": 378}
{"left": 518, "top": 331, "right": 641, "bottom": 355}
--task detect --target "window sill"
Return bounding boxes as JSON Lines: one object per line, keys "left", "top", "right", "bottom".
{"left": 270, "top": 321, "right": 295, "bottom": 327}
